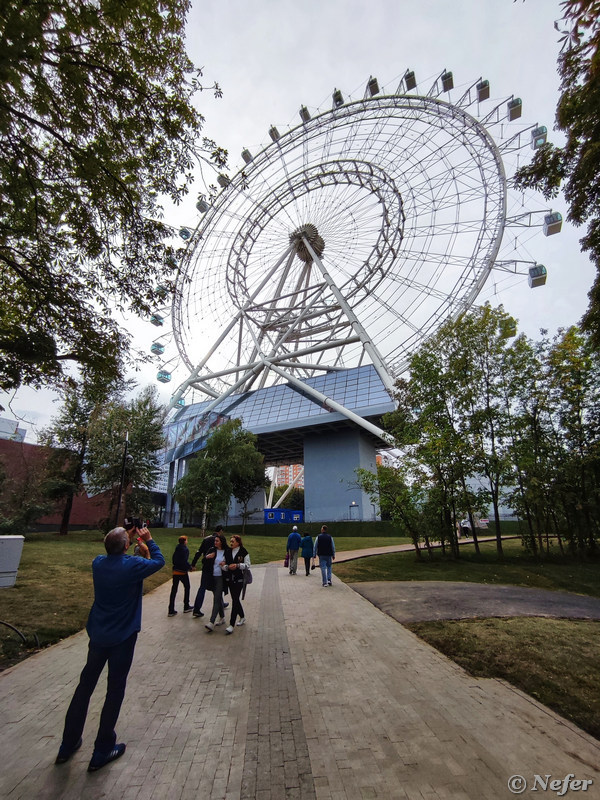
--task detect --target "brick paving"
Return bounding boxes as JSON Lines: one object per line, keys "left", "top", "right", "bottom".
{"left": 0, "top": 558, "right": 599, "bottom": 800}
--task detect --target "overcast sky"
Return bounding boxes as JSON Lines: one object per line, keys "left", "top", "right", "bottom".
{"left": 3, "top": 0, "right": 596, "bottom": 441}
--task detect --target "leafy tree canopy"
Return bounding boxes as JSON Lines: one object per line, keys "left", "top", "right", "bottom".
{"left": 0, "top": 0, "right": 226, "bottom": 391}
{"left": 85, "top": 385, "right": 166, "bottom": 526}
{"left": 514, "top": 0, "right": 600, "bottom": 344}
{"left": 173, "top": 419, "right": 267, "bottom": 529}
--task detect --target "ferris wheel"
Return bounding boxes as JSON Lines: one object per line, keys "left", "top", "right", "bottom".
{"left": 164, "top": 70, "right": 561, "bottom": 420}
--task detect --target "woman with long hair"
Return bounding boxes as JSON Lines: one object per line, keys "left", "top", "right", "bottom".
{"left": 222, "top": 534, "right": 251, "bottom": 634}
{"left": 204, "top": 533, "right": 228, "bottom": 631}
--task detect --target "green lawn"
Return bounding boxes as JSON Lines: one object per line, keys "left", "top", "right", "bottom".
{"left": 333, "top": 537, "right": 600, "bottom": 598}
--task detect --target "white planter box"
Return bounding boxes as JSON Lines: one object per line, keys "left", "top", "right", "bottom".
{"left": 0, "top": 535, "right": 25, "bottom": 588}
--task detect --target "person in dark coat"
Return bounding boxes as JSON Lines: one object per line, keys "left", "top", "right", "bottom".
{"left": 222, "top": 534, "right": 251, "bottom": 633}
{"left": 203, "top": 533, "right": 228, "bottom": 631}
{"left": 168, "top": 535, "right": 194, "bottom": 616}
{"left": 55, "top": 526, "right": 164, "bottom": 772}
{"left": 286, "top": 525, "right": 302, "bottom": 574}
{"left": 191, "top": 525, "right": 223, "bottom": 617}
{"left": 300, "top": 532, "right": 314, "bottom": 576}
{"left": 313, "top": 524, "right": 335, "bottom": 586}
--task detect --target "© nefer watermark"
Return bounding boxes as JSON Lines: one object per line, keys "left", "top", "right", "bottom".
{"left": 508, "top": 774, "right": 594, "bottom": 795}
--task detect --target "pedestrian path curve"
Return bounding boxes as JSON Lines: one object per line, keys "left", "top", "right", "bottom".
{"left": 0, "top": 562, "right": 598, "bottom": 799}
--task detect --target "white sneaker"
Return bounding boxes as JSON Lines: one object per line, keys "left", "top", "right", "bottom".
{"left": 205, "top": 622, "right": 214, "bottom": 631}
{"left": 236, "top": 618, "right": 246, "bottom": 626}
{"left": 225, "top": 625, "right": 234, "bottom": 634}
{"left": 215, "top": 616, "right": 225, "bottom": 626}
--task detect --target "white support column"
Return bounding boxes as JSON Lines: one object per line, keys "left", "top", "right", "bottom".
{"left": 269, "top": 362, "right": 395, "bottom": 447}
{"left": 273, "top": 467, "right": 305, "bottom": 508}
{"left": 267, "top": 470, "right": 277, "bottom": 507}
{"left": 301, "top": 235, "right": 396, "bottom": 396}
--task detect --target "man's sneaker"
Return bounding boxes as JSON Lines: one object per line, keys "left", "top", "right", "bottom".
{"left": 223, "top": 601, "right": 229, "bottom": 608}
{"left": 328, "top": 581, "right": 332, "bottom": 586}
{"left": 205, "top": 621, "right": 214, "bottom": 631}
{"left": 55, "top": 737, "right": 82, "bottom": 764}
{"left": 87, "top": 743, "right": 126, "bottom": 772}
{"left": 192, "top": 610, "right": 204, "bottom": 618}
{"left": 168, "top": 610, "right": 177, "bottom": 617}
{"left": 183, "top": 607, "right": 193, "bottom": 613}
{"left": 225, "top": 625, "right": 234, "bottom": 634}
{"left": 215, "top": 616, "right": 226, "bottom": 626}
{"left": 236, "top": 618, "right": 246, "bottom": 626}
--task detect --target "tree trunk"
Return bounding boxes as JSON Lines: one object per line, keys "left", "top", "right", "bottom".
{"left": 423, "top": 534, "right": 434, "bottom": 559}
{"left": 491, "top": 498, "right": 504, "bottom": 558}
{"left": 59, "top": 492, "right": 74, "bottom": 535}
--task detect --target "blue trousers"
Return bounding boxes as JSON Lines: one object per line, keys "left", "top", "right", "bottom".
{"left": 319, "top": 556, "right": 333, "bottom": 585}
{"left": 61, "top": 632, "right": 137, "bottom": 754}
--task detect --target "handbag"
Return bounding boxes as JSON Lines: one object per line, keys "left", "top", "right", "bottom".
{"left": 284, "top": 553, "right": 289, "bottom": 568}
{"left": 242, "top": 566, "right": 253, "bottom": 599}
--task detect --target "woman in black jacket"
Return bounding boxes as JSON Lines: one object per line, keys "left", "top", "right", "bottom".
{"left": 203, "top": 534, "right": 228, "bottom": 631}
{"left": 222, "top": 534, "right": 251, "bottom": 634}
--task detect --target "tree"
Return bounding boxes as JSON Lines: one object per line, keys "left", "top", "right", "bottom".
{"left": 272, "top": 485, "right": 305, "bottom": 511}
{"left": 85, "top": 386, "right": 166, "bottom": 528}
{"left": 38, "top": 375, "right": 125, "bottom": 533}
{"left": 356, "top": 464, "right": 433, "bottom": 558}
{"left": 451, "top": 306, "right": 519, "bottom": 557}
{"left": 514, "top": 1, "right": 600, "bottom": 345}
{"left": 231, "top": 444, "right": 268, "bottom": 534}
{"left": 0, "top": 443, "right": 52, "bottom": 534}
{"left": 0, "top": 0, "right": 227, "bottom": 390}
{"left": 173, "top": 419, "right": 267, "bottom": 531}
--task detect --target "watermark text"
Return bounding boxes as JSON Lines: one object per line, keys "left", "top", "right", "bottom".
{"left": 508, "top": 774, "right": 594, "bottom": 795}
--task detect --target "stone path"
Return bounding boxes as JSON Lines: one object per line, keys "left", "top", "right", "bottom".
{"left": 0, "top": 560, "right": 598, "bottom": 799}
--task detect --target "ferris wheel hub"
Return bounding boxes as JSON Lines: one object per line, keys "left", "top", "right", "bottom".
{"left": 289, "top": 223, "right": 325, "bottom": 264}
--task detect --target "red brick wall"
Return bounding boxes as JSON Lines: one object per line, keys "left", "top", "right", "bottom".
{"left": 0, "top": 438, "right": 112, "bottom": 528}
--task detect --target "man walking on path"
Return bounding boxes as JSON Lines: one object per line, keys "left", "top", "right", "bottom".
{"left": 286, "top": 525, "right": 302, "bottom": 574}
{"left": 55, "top": 525, "right": 165, "bottom": 772}
{"left": 313, "top": 524, "right": 335, "bottom": 586}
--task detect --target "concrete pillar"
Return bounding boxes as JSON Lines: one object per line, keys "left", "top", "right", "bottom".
{"left": 303, "top": 428, "right": 379, "bottom": 522}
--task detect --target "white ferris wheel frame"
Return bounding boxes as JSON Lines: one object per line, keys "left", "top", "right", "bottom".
{"left": 167, "top": 82, "right": 548, "bottom": 444}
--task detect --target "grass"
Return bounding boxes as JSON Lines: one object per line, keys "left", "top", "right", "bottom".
{"left": 0, "top": 528, "right": 409, "bottom": 669}
{"left": 407, "top": 618, "right": 600, "bottom": 740}
{"left": 333, "top": 537, "right": 600, "bottom": 598}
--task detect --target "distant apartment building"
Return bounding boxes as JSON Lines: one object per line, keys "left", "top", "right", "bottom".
{"left": 275, "top": 463, "right": 304, "bottom": 489}
{"left": 0, "top": 417, "right": 26, "bottom": 442}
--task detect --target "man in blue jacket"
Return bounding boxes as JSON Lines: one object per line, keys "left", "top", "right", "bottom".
{"left": 55, "top": 524, "right": 165, "bottom": 772}
{"left": 286, "top": 525, "right": 302, "bottom": 574}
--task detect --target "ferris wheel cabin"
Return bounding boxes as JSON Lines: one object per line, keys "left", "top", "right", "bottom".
{"left": 528, "top": 264, "right": 547, "bottom": 288}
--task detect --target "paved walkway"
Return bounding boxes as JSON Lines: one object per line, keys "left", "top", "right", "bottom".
{"left": 352, "top": 581, "right": 600, "bottom": 623}
{"left": 1, "top": 561, "right": 599, "bottom": 800}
